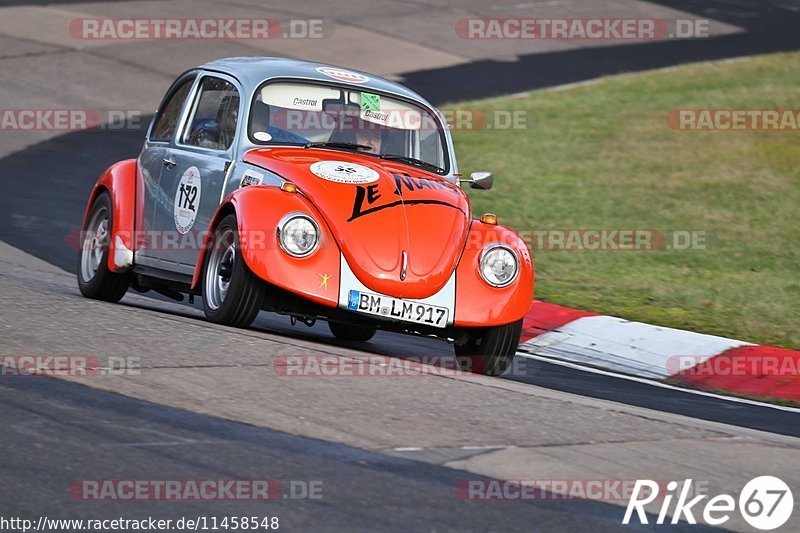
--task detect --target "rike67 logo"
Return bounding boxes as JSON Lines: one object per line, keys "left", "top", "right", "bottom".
{"left": 624, "top": 476, "right": 793, "bottom": 530}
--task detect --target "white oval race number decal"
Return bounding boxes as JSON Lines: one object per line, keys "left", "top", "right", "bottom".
{"left": 174, "top": 166, "right": 201, "bottom": 234}
{"left": 310, "top": 161, "right": 379, "bottom": 184}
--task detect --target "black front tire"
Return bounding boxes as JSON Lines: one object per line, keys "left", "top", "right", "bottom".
{"left": 76, "top": 191, "right": 130, "bottom": 302}
{"left": 454, "top": 319, "right": 523, "bottom": 376}
{"left": 202, "top": 214, "right": 265, "bottom": 328}
{"left": 328, "top": 321, "right": 377, "bottom": 342}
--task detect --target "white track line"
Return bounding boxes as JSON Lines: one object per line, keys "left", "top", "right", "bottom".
{"left": 517, "top": 352, "right": 800, "bottom": 414}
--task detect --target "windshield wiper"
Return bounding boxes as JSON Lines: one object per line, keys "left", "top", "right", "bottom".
{"left": 379, "top": 154, "right": 444, "bottom": 173}
{"left": 304, "top": 141, "right": 372, "bottom": 151}
{"left": 304, "top": 143, "right": 444, "bottom": 173}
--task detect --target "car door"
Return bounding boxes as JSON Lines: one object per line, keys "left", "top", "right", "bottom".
{"left": 150, "top": 73, "right": 241, "bottom": 276}
{"left": 136, "top": 72, "right": 197, "bottom": 266}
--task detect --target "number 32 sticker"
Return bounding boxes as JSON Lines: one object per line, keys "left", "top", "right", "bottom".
{"left": 174, "top": 166, "right": 201, "bottom": 234}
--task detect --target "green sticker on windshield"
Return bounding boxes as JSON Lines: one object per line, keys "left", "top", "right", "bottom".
{"left": 361, "top": 92, "right": 381, "bottom": 111}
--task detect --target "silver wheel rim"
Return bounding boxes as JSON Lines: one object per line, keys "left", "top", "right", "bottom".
{"left": 80, "top": 206, "right": 109, "bottom": 283}
{"left": 204, "top": 227, "right": 235, "bottom": 311}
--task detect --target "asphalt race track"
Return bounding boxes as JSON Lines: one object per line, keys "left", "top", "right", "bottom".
{"left": 1, "top": 0, "right": 799, "bottom": 531}
{"left": 4, "top": 376, "right": 671, "bottom": 532}
{"left": 4, "top": 243, "right": 799, "bottom": 532}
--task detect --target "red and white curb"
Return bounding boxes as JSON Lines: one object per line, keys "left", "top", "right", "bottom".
{"left": 516, "top": 301, "right": 800, "bottom": 403}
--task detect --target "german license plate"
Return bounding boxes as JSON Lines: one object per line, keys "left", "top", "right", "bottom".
{"left": 347, "top": 290, "right": 449, "bottom": 328}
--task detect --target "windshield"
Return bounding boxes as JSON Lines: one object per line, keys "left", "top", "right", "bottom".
{"left": 249, "top": 81, "right": 449, "bottom": 173}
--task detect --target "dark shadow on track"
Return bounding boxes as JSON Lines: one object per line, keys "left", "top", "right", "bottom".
{"left": 1, "top": 375, "right": 703, "bottom": 531}
{"left": 401, "top": 0, "right": 800, "bottom": 104}
{"left": 507, "top": 357, "right": 800, "bottom": 438}
{"left": 0, "top": 125, "right": 148, "bottom": 273}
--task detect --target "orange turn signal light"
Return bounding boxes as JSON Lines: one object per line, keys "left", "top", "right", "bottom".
{"left": 281, "top": 182, "right": 298, "bottom": 193}
{"left": 481, "top": 213, "right": 498, "bottom": 225}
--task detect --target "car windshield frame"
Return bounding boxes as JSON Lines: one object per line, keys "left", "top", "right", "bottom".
{"left": 247, "top": 78, "right": 451, "bottom": 175}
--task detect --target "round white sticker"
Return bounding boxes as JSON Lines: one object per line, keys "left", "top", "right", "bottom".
{"left": 174, "top": 166, "right": 201, "bottom": 234}
{"left": 315, "top": 66, "right": 370, "bottom": 84}
{"left": 310, "top": 161, "right": 380, "bottom": 184}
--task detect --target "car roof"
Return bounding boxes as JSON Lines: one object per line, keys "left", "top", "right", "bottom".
{"left": 199, "top": 56, "right": 431, "bottom": 107}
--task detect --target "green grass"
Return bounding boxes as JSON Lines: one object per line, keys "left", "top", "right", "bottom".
{"left": 449, "top": 52, "right": 800, "bottom": 348}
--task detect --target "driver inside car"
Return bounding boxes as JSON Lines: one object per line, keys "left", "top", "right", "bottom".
{"left": 354, "top": 120, "right": 383, "bottom": 153}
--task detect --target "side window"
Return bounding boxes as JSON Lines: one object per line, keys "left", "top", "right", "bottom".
{"left": 419, "top": 129, "right": 443, "bottom": 168}
{"left": 150, "top": 77, "right": 194, "bottom": 142}
{"left": 182, "top": 77, "right": 239, "bottom": 151}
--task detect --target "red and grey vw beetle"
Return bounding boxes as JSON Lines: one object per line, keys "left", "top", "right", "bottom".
{"left": 78, "top": 57, "right": 534, "bottom": 375}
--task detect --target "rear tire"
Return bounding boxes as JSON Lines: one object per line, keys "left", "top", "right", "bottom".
{"left": 202, "top": 214, "right": 265, "bottom": 328}
{"left": 77, "top": 191, "right": 130, "bottom": 302}
{"left": 454, "top": 319, "right": 523, "bottom": 376}
{"left": 328, "top": 321, "right": 377, "bottom": 342}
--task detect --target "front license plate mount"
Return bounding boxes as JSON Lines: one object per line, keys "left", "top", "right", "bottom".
{"left": 347, "top": 290, "right": 448, "bottom": 328}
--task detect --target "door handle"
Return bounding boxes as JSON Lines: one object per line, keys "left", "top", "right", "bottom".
{"left": 162, "top": 157, "right": 176, "bottom": 168}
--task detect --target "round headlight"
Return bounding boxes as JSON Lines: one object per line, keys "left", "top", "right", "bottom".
{"left": 479, "top": 244, "right": 519, "bottom": 287}
{"left": 278, "top": 214, "right": 319, "bottom": 257}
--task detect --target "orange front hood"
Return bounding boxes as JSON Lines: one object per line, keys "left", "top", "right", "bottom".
{"left": 244, "top": 147, "right": 470, "bottom": 299}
